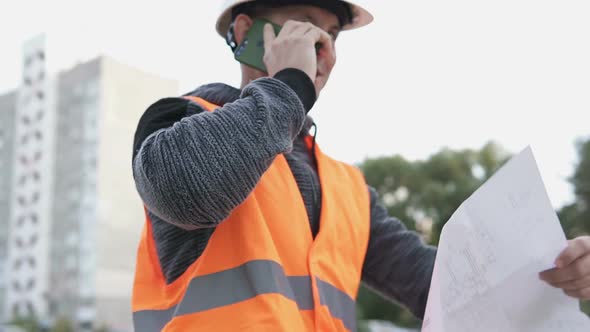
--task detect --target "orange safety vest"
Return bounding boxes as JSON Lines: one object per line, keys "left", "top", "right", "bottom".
{"left": 132, "top": 96, "right": 370, "bottom": 331}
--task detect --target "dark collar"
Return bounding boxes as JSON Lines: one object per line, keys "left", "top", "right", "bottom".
{"left": 183, "top": 83, "right": 241, "bottom": 106}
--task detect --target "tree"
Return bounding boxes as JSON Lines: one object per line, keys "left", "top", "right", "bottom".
{"left": 559, "top": 138, "right": 590, "bottom": 238}
{"left": 558, "top": 138, "right": 590, "bottom": 316}
{"left": 9, "top": 315, "right": 41, "bottom": 332}
{"left": 50, "top": 318, "right": 74, "bottom": 332}
{"left": 357, "top": 142, "right": 509, "bottom": 327}
{"left": 356, "top": 138, "right": 590, "bottom": 327}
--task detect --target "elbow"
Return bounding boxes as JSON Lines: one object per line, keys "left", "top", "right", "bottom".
{"left": 132, "top": 136, "right": 226, "bottom": 230}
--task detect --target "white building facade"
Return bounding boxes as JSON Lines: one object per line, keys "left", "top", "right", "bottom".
{"left": 1, "top": 36, "right": 178, "bottom": 331}
{"left": 5, "top": 35, "right": 54, "bottom": 322}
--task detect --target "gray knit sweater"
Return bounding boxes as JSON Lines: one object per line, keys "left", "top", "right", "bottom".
{"left": 132, "top": 71, "right": 436, "bottom": 319}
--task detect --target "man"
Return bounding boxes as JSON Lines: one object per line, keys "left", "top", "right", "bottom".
{"left": 131, "top": 0, "right": 590, "bottom": 331}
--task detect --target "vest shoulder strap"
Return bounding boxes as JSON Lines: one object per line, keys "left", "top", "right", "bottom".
{"left": 183, "top": 96, "right": 218, "bottom": 112}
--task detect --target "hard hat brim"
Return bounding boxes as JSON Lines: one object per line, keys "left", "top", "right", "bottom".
{"left": 215, "top": 0, "right": 373, "bottom": 39}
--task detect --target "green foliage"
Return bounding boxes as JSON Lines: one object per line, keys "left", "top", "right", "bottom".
{"left": 558, "top": 139, "right": 590, "bottom": 238}
{"left": 558, "top": 138, "right": 590, "bottom": 317}
{"left": 356, "top": 138, "right": 590, "bottom": 326}
{"left": 356, "top": 286, "right": 421, "bottom": 328}
{"left": 50, "top": 318, "right": 74, "bottom": 332}
{"left": 9, "top": 315, "right": 41, "bottom": 332}
{"left": 361, "top": 142, "right": 509, "bottom": 245}
{"left": 357, "top": 142, "right": 509, "bottom": 326}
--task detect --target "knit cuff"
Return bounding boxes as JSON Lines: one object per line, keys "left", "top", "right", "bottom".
{"left": 273, "top": 68, "right": 317, "bottom": 113}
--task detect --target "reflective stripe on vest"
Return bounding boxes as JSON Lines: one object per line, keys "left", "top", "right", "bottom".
{"left": 132, "top": 96, "right": 370, "bottom": 331}
{"left": 133, "top": 260, "right": 356, "bottom": 332}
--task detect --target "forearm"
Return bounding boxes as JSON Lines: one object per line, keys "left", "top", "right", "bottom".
{"left": 133, "top": 76, "right": 308, "bottom": 230}
{"left": 361, "top": 186, "right": 437, "bottom": 319}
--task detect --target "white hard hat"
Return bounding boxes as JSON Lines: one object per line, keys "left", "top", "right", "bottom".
{"left": 216, "top": 0, "right": 374, "bottom": 38}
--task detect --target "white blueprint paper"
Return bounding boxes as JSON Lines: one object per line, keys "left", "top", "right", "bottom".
{"left": 422, "top": 147, "right": 590, "bottom": 332}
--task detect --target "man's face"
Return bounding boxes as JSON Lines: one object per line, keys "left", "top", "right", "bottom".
{"left": 264, "top": 5, "right": 341, "bottom": 94}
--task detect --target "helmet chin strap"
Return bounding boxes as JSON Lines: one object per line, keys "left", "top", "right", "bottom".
{"left": 226, "top": 22, "right": 238, "bottom": 52}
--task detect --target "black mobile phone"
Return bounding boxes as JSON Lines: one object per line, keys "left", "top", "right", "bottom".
{"left": 234, "top": 18, "right": 322, "bottom": 72}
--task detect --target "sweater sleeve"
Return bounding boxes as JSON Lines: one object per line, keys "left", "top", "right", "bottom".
{"left": 361, "top": 186, "right": 437, "bottom": 319}
{"left": 132, "top": 75, "right": 312, "bottom": 230}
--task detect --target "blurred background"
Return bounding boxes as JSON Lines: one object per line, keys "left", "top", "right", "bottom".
{"left": 0, "top": 0, "right": 588, "bottom": 331}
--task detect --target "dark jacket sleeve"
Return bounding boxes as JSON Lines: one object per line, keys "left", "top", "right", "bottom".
{"left": 362, "top": 186, "right": 437, "bottom": 319}
{"left": 132, "top": 71, "right": 315, "bottom": 231}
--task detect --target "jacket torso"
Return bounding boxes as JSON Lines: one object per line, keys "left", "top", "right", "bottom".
{"left": 132, "top": 97, "right": 371, "bottom": 331}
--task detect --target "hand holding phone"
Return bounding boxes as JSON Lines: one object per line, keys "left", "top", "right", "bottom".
{"left": 262, "top": 20, "right": 333, "bottom": 82}
{"left": 234, "top": 18, "right": 334, "bottom": 83}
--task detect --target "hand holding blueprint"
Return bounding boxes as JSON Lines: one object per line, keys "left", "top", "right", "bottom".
{"left": 422, "top": 147, "right": 590, "bottom": 332}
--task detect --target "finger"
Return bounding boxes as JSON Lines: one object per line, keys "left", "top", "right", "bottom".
{"left": 305, "top": 27, "right": 335, "bottom": 60}
{"left": 564, "top": 287, "right": 590, "bottom": 300}
{"left": 556, "top": 236, "right": 590, "bottom": 268}
{"left": 551, "top": 274, "right": 590, "bottom": 291}
{"left": 304, "top": 26, "right": 331, "bottom": 45}
{"left": 540, "top": 253, "right": 590, "bottom": 283}
{"left": 290, "top": 22, "right": 316, "bottom": 36}
{"left": 277, "top": 20, "right": 301, "bottom": 37}
{"left": 263, "top": 23, "right": 276, "bottom": 49}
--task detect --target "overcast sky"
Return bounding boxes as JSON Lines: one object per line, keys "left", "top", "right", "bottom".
{"left": 2, "top": 0, "right": 589, "bottom": 208}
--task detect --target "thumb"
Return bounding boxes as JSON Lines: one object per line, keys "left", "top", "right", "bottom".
{"left": 263, "top": 23, "right": 276, "bottom": 49}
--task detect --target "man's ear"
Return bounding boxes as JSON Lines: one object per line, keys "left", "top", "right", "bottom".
{"left": 233, "top": 14, "right": 254, "bottom": 45}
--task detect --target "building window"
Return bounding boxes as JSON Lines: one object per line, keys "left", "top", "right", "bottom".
{"left": 29, "top": 234, "right": 38, "bottom": 246}
{"left": 12, "top": 303, "right": 20, "bottom": 317}
{"left": 12, "top": 280, "right": 21, "bottom": 292}
{"left": 25, "top": 301, "right": 35, "bottom": 316}
{"left": 34, "top": 131, "right": 42, "bottom": 141}
{"left": 33, "top": 150, "right": 42, "bottom": 161}
{"left": 28, "top": 257, "right": 36, "bottom": 268}
{"left": 37, "top": 91, "right": 44, "bottom": 100}
{"left": 21, "top": 115, "right": 31, "bottom": 125}
{"left": 18, "top": 175, "right": 27, "bottom": 185}
{"left": 36, "top": 110, "right": 44, "bottom": 121}
{"left": 26, "top": 279, "right": 35, "bottom": 291}
{"left": 38, "top": 70, "right": 45, "bottom": 81}
{"left": 30, "top": 213, "right": 38, "bottom": 224}
{"left": 24, "top": 76, "right": 32, "bottom": 86}
{"left": 17, "top": 215, "right": 26, "bottom": 227}
{"left": 31, "top": 191, "right": 40, "bottom": 204}
{"left": 32, "top": 171, "right": 40, "bottom": 181}
{"left": 13, "top": 258, "right": 22, "bottom": 270}
{"left": 38, "top": 51, "right": 45, "bottom": 61}
{"left": 19, "top": 155, "right": 29, "bottom": 166}
{"left": 15, "top": 237, "right": 24, "bottom": 248}
{"left": 17, "top": 195, "right": 26, "bottom": 206}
